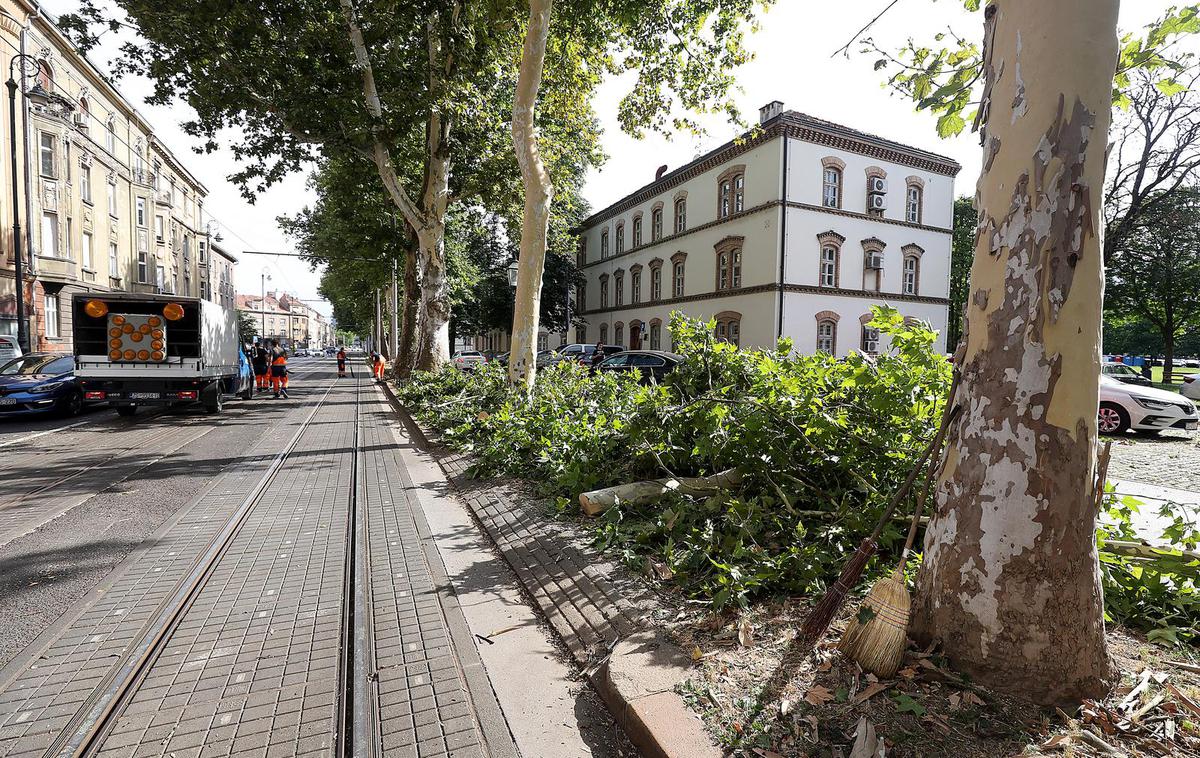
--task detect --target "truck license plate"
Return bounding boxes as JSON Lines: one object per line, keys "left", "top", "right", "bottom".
{"left": 129, "top": 392, "right": 160, "bottom": 400}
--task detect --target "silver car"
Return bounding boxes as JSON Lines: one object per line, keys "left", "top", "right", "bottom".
{"left": 1099, "top": 375, "right": 1198, "bottom": 435}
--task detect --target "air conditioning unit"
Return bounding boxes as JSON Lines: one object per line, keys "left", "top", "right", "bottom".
{"left": 867, "top": 176, "right": 887, "bottom": 194}
{"left": 865, "top": 252, "right": 884, "bottom": 270}
{"left": 71, "top": 113, "right": 88, "bottom": 129}
{"left": 868, "top": 193, "right": 887, "bottom": 211}
{"left": 862, "top": 327, "right": 880, "bottom": 354}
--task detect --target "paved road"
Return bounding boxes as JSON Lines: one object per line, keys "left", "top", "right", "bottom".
{"left": 0, "top": 363, "right": 627, "bottom": 758}
{"left": 1107, "top": 428, "right": 1200, "bottom": 493}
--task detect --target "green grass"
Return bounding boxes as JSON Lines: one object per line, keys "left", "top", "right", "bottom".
{"left": 1149, "top": 364, "right": 1199, "bottom": 384}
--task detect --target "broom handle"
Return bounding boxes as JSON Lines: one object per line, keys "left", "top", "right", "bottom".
{"left": 898, "top": 399, "right": 961, "bottom": 569}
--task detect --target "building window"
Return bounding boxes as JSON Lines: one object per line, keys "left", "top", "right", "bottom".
{"left": 600, "top": 323, "right": 608, "bottom": 344}
{"left": 108, "top": 176, "right": 118, "bottom": 216}
{"left": 718, "top": 170, "right": 745, "bottom": 219}
{"left": 41, "top": 212, "right": 58, "bottom": 257}
{"left": 649, "top": 321, "right": 661, "bottom": 350}
{"left": 632, "top": 216, "right": 642, "bottom": 247}
{"left": 82, "top": 232, "right": 93, "bottom": 270}
{"left": 106, "top": 116, "right": 116, "bottom": 154}
{"left": 817, "top": 319, "right": 836, "bottom": 353}
{"left": 820, "top": 245, "right": 839, "bottom": 287}
{"left": 673, "top": 198, "right": 687, "bottom": 233}
{"left": 735, "top": 174, "right": 745, "bottom": 213}
{"left": 903, "top": 255, "right": 920, "bottom": 295}
{"left": 37, "top": 60, "right": 53, "bottom": 91}
{"left": 614, "top": 271, "right": 624, "bottom": 306}
{"left": 650, "top": 265, "right": 662, "bottom": 301}
{"left": 906, "top": 184, "right": 923, "bottom": 224}
{"left": 822, "top": 167, "right": 842, "bottom": 208}
{"left": 599, "top": 275, "right": 609, "bottom": 308}
{"left": 155, "top": 215, "right": 165, "bottom": 242}
{"left": 138, "top": 251, "right": 149, "bottom": 283}
{"left": 715, "top": 313, "right": 741, "bottom": 347}
{"left": 719, "top": 179, "right": 731, "bottom": 219}
{"left": 81, "top": 163, "right": 92, "bottom": 203}
{"left": 631, "top": 270, "right": 641, "bottom": 304}
{"left": 615, "top": 223, "right": 625, "bottom": 254}
{"left": 136, "top": 198, "right": 147, "bottom": 227}
{"left": 672, "top": 260, "right": 685, "bottom": 298}
{"left": 862, "top": 324, "right": 880, "bottom": 354}
{"left": 615, "top": 322, "right": 624, "bottom": 347}
{"left": 651, "top": 208, "right": 663, "bottom": 241}
{"left": 109, "top": 242, "right": 119, "bottom": 278}
{"left": 44, "top": 294, "right": 59, "bottom": 338}
{"left": 600, "top": 230, "right": 609, "bottom": 259}
{"left": 716, "top": 240, "right": 743, "bottom": 291}
{"left": 538, "top": 333, "right": 548, "bottom": 351}
{"left": 39, "top": 133, "right": 56, "bottom": 178}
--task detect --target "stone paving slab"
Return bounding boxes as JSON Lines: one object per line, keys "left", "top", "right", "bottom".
{"left": 1107, "top": 430, "right": 1200, "bottom": 493}
{"left": 0, "top": 381, "right": 335, "bottom": 758}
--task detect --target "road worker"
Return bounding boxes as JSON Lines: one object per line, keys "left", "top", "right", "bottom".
{"left": 336, "top": 347, "right": 347, "bottom": 378}
{"left": 372, "top": 351, "right": 385, "bottom": 382}
{"left": 252, "top": 344, "right": 269, "bottom": 392}
{"left": 269, "top": 340, "right": 290, "bottom": 399}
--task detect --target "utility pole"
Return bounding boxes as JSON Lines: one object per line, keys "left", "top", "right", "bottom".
{"left": 374, "top": 289, "right": 382, "bottom": 356}
{"left": 390, "top": 260, "right": 398, "bottom": 361}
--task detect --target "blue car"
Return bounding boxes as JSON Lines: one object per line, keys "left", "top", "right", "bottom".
{"left": 0, "top": 353, "right": 87, "bottom": 417}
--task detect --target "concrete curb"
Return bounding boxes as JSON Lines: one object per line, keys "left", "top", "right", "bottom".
{"left": 382, "top": 385, "right": 724, "bottom": 758}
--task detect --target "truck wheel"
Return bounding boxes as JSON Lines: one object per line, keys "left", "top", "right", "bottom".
{"left": 116, "top": 405, "right": 137, "bottom": 418}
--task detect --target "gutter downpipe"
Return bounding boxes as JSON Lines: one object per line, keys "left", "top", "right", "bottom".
{"left": 776, "top": 124, "right": 788, "bottom": 341}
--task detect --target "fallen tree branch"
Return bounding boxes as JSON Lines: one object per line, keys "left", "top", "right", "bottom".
{"left": 579, "top": 469, "right": 743, "bottom": 516}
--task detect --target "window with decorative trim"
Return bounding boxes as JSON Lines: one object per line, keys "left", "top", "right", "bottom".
{"left": 817, "top": 319, "right": 836, "bottom": 353}
{"left": 37, "top": 60, "right": 53, "bottom": 92}
{"left": 650, "top": 263, "right": 662, "bottom": 301}
{"left": 822, "top": 167, "right": 842, "bottom": 208}
{"left": 44, "top": 293, "right": 60, "bottom": 338}
{"left": 600, "top": 230, "right": 609, "bottom": 259}
{"left": 719, "top": 178, "right": 732, "bottom": 219}
{"left": 632, "top": 215, "right": 642, "bottom": 247}
{"left": 599, "top": 323, "right": 608, "bottom": 344}
{"left": 615, "top": 223, "right": 625, "bottom": 254}
{"left": 820, "top": 245, "right": 839, "bottom": 287}
{"left": 651, "top": 207, "right": 663, "bottom": 241}
{"left": 599, "top": 275, "right": 609, "bottom": 308}
{"left": 578, "top": 283, "right": 587, "bottom": 311}
{"left": 631, "top": 268, "right": 642, "bottom": 304}
{"left": 714, "top": 312, "right": 742, "bottom": 347}
{"left": 578, "top": 237, "right": 587, "bottom": 266}
{"left": 906, "top": 184, "right": 923, "bottom": 224}
{"left": 673, "top": 197, "right": 687, "bottom": 233}
{"left": 614, "top": 270, "right": 624, "bottom": 306}
{"left": 649, "top": 319, "right": 662, "bottom": 350}
{"left": 577, "top": 325, "right": 587, "bottom": 344}
{"left": 106, "top": 116, "right": 116, "bottom": 154}
{"left": 903, "top": 255, "right": 919, "bottom": 295}
{"left": 735, "top": 174, "right": 744, "bottom": 213}
{"left": 671, "top": 253, "right": 686, "bottom": 298}
{"left": 715, "top": 237, "right": 744, "bottom": 291}
{"left": 615, "top": 322, "right": 624, "bottom": 347}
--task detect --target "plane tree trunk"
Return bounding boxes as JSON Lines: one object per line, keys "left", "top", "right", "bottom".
{"left": 912, "top": 0, "right": 1119, "bottom": 706}
{"left": 507, "top": 0, "right": 555, "bottom": 390}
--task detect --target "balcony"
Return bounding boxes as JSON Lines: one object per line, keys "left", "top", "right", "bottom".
{"left": 35, "top": 255, "right": 77, "bottom": 285}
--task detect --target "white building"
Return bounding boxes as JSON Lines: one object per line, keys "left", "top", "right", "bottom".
{"left": 573, "top": 102, "right": 960, "bottom": 357}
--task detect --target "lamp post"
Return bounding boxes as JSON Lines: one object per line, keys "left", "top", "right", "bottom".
{"left": 260, "top": 268, "right": 270, "bottom": 343}
{"left": 6, "top": 55, "right": 50, "bottom": 353}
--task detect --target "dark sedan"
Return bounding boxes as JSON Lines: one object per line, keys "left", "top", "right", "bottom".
{"left": 0, "top": 353, "right": 88, "bottom": 417}
{"left": 595, "top": 350, "right": 684, "bottom": 383}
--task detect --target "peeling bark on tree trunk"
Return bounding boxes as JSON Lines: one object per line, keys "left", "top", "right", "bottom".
{"left": 415, "top": 219, "right": 451, "bottom": 371}
{"left": 397, "top": 243, "right": 421, "bottom": 379}
{"left": 507, "top": 0, "right": 555, "bottom": 391}
{"left": 912, "top": 0, "right": 1119, "bottom": 706}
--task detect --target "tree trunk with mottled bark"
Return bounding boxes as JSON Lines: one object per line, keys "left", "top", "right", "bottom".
{"left": 397, "top": 243, "right": 421, "bottom": 378}
{"left": 912, "top": 0, "right": 1119, "bottom": 706}
{"left": 508, "top": 0, "right": 555, "bottom": 390}
{"left": 415, "top": 219, "right": 451, "bottom": 371}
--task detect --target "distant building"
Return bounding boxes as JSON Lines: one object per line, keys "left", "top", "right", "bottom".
{"left": 573, "top": 102, "right": 960, "bottom": 356}
{"left": 237, "top": 290, "right": 330, "bottom": 348}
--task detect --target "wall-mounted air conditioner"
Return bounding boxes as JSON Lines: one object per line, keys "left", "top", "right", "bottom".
{"left": 71, "top": 113, "right": 88, "bottom": 129}
{"left": 867, "top": 177, "right": 887, "bottom": 194}
{"left": 865, "top": 252, "right": 884, "bottom": 270}
{"left": 868, "top": 193, "right": 887, "bottom": 211}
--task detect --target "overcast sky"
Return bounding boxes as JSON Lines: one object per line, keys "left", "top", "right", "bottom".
{"left": 40, "top": 1, "right": 1185, "bottom": 320}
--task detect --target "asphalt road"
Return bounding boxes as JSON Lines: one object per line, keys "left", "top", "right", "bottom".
{"left": 0, "top": 361, "right": 329, "bottom": 668}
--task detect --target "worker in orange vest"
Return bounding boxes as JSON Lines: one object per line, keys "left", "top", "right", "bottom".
{"left": 269, "top": 340, "right": 289, "bottom": 399}
{"left": 372, "top": 351, "right": 385, "bottom": 382}
{"left": 336, "top": 347, "right": 347, "bottom": 378}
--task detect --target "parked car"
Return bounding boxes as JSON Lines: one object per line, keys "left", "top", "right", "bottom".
{"left": 493, "top": 352, "right": 510, "bottom": 367}
{"left": 1180, "top": 373, "right": 1200, "bottom": 401}
{"left": 595, "top": 350, "right": 684, "bottom": 383}
{"left": 1098, "top": 375, "right": 1198, "bottom": 435}
{"left": 0, "top": 335, "right": 20, "bottom": 363}
{"left": 535, "top": 349, "right": 557, "bottom": 368}
{"left": 0, "top": 352, "right": 89, "bottom": 417}
{"left": 1101, "top": 361, "right": 1151, "bottom": 387}
{"left": 451, "top": 351, "right": 487, "bottom": 371}
{"left": 558, "top": 343, "right": 624, "bottom": 366}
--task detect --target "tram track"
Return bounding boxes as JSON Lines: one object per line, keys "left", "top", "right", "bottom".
{"left": 30, "top": 367, "right": 394, "bottom": 757}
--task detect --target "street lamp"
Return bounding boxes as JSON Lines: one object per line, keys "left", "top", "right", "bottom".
{"left": 6, "top": 54, "right": 51, "bottom": 353}
{"left": 506, "top": 260, "right": 519, "bottom": 287}
{"left": 260, "top": 268, "right": 271, "bottom": 343}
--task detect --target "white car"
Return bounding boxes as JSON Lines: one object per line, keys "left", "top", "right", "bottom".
{"left": 1099, "top": 375, "right": 1198, "bottom": 435}
{"left": 0, "top": 335, "right": 20, "bottom": 363}
{"left": 1181, "top": 373, "right": 1200, "bottom": 400}
{"left": 451, "top": 351, "right": 486, "bottom": 371}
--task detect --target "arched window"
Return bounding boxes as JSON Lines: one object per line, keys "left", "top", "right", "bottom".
{"left": 822, "top": 166, "right": 842, "bottom": 208}
{"left": 735, "top": 174, "right": 745, "bottom": 213}
{"left": 78, "top": 97, "right": 89, "bottom": 117}
{"left": 715, "top": 236, "right": 744, "bottom": 291}
{"left": 649, "top": 319, "right": 662, "bottom": 350}
{"left": 906, "top": 185, "right": 922, "bottom": 224}
{"left": 817, "top": 319, "right": 837, "bottom": 353}
{"left": 632, "top": 215, "right": 643, "bottom": 247}
{"left": 650, "top": 261, "right": 662, "bottom": 301}
{"left": 718, "top": 250, "right": 729, "bottom": 289}
{"left": 577, "top": 282, "right": 586, "bottom": 311}
{"left": 614, "top": 270, "right": 624, "bottom": 306}
{"left": 599, "top": 323, "right": 608, "bottom": 344}
{"left": 820, "top": 245, "right": 839, "bottom": 287}
{"left": 651, "top": 207, "right": 663, "bottom": 241}
{"left": 715, "top": 312, "right": 742, "bottom": 347}
{"left": 615, "top": 223, "right": 625, "bottom": 254}
{"left": 600, "top": 230, "right": 609, "bottom": 259}
{"left": 599, "top": 274, "right": 609, "bottom": 308}
{"left": 629, "top": 320, "right": 642, "bottom": 349}
{"left": 105, "top": 115, "right": 116, "bottom": 154}
{"left": 614, "top": 322, "right": 624, "bottom": 347}
{"left": 673, "top": 197, "right": 687, "bottom": 233}
{"left": 719, "top": 179, "right": 731, "bottom": 219}
{"left": 630, "top": 266, "right": 642, "bottom": 304}
{"left": 671, "top": 253, "right": 687, "bottom": 298}
{"left": 36, "top": 60, "right": 53, "bottom": 91}
{"left": 903, "top": 255, "right": 920, "bottom": 295}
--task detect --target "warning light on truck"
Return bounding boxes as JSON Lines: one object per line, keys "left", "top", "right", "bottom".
{"left": 163, "top": 303, "right": 185, "bottom": 321}
{"left": 84, "top": 300, "right": 109, "bottom": 318}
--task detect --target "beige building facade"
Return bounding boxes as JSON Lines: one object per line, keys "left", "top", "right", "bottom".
{"left": 237, "top": 291, "right": 331, "bottom": 350}
{"left": 0, "top": 0, "right": 230, "bottom": 354}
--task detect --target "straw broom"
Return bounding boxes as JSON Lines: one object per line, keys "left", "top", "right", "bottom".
{"left": 838, "top": 393, "right": 960, "bottom": 677}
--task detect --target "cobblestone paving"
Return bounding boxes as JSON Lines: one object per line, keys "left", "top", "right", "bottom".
{"left": 1107, "top": 429, "right": 1200, "bottom": 493}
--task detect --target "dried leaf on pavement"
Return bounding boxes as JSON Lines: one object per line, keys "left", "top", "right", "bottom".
{"left": 804, "top": 685, "right": 835, "bottom": 706}
{"left": 849, "top": 717, "right": 886, "bottom": 758}
{"left": 852, "top": 681, "right": 891, "bottom": 705}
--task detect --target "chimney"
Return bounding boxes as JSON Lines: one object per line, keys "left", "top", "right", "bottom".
{"left": 759, "top": 100, "right": 784, "bottom": 125}
{"left": 655, "top": 164, "right": 668, "bottom": 181}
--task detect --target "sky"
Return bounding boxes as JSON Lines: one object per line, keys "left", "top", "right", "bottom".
{"left": 39, "top": 0, "right": 1186, "bottom": 321}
